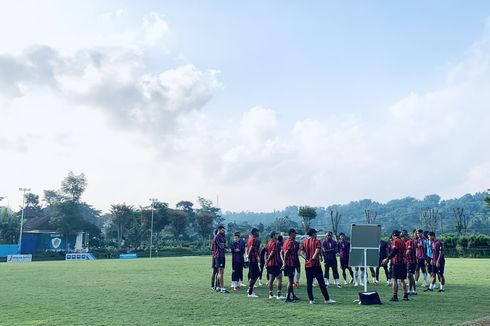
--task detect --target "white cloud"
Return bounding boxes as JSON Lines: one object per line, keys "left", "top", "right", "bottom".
{"left": 238, "top": 106, "right": 278, "bottom": 143}
{"left": 0, "top": 137, "right": 29, "bottom": 152}
{"left": 193, "top": 26, "right": 490, "bottom": 208}
{"left": 446, "top": 19, "right": 490, "bottom": 85}
{"left": 0, "top": 45, "right": 221, "bottom": 141}
{"left": 143, "top": 12, "right": 169, "bottom": 46}
{"left": 1, "top": 7, "right": 490, "bottom": 212}
{"left": 0, "top": 9, "right": 223, "bottom": 211}
{"left": 219, "top": 107, "right": 288, "bottom": 182}
{"left": 460, "top": 163, "right": 490, "bottom": 193}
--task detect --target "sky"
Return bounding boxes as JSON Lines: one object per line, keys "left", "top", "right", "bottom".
{"left": 1, "top": 0, "right": 490, "bottom": 213}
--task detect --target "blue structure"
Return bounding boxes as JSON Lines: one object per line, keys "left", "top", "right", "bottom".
{"left": 20, "top": 216, "right": 76, "bottom": 254}
{"left": 21, "top": 232, "right": 76, "bottom": 254}
{"left": 0, "top": 244, "right": 19, "bottom": 257}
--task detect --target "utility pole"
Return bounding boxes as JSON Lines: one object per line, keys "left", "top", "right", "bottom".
{"left": 18, "top": 188, "right": 31, "bottom": 254}
{"left": 149, "top": 198, "right": 158, "bottom": 258}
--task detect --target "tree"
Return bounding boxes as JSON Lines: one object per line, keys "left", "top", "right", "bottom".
{"left": 196, "top": 212, "right": 215, "bottom": 241}
{"left": 298, "top": 206, "right": 317, "bottom": 234}
{"left": 43, "top": 190, "right": 61, "bottom": 206}
{"left": 453, "top": 208, "right": 468, "bottom": 236}
{"left": 176, "top": 201, "right": 195, "bottom": 226}
{"left": 269, "top": 216, "right": 300, "bottom": 234}
{"left": 80, "top": 204, "right": 103, "bottom": 229}
{"left": 125, "top": 215, "right": 146, "bottom": 249}
{"left": 420, "top": 208, "right": 439, "bottom": 232}
{"left": 61, "top": 171, "right": 87, "bottom": 202}
{"left": 273, "top": 216, "right": 286, "bottom": 232}
{"left": 365, "top": 209, "right": 377, "bottom": 224}
{"left": 168, "top": 209, "right": 188, "bottom": 239}
{"left": 227, "top": 221, "right": 238, "bottom": 234}
{"left": 21, "top": 192, "right": 43, "bottom": 219}
{"left": 257, "top": 222, "right": 265, "bottom": 233}
{"left": 423, "top": 194, "right": 441, "bottom": 206}
{"left": 141, "top": 201, "right": 169, "bottom": 234}
{"left": 48, "top": 172, "right": 93, "bottom": 251}
{"left": 197, "top": 197, "right": 222, "bottom": 227}
{"left": 485, "top": 189, "right": 490, "bottom": 211}
{"left": 110, "top": 204, "right": 134, "bottom": 249}
{"left": 0, "top": 209, "right": 19, "bottom": 244}
{"left": 271, "top": 216, "right": 288, "bottom": 233}
{"left": 25, "top": 193, "right": 40, "bottom": 208}
{"left": 330, "top": 210, "right": 342, "bottom": 236}
{"left": 227, "top": 220, "right": 257, "bottom": 236}
{"left": 50, "top": 201, "right": 86, "bottom": 250}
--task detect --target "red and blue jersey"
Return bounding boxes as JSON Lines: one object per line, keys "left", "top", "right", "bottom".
{"left": 415, "top": 237, "right": 425, "bottom": 259}
{"left": 323, "top": 239, "right": 337, "bottom": 261}
{"left": 282, "top": 239, "right": 298, "bottom": 267}
{"left": 338, "top": 240, "right": 350, "bottom": 260}
{"left": 247, "top": 236, "right": 260, "bottom": 263}
{"left": 301, "top": 238, "right": 321, "bottom": 267}
{"left": 232, "top": 240, "right": 244, "bottom": 263}
{"left": 212, "top": 234, "right": 226, "bottom": 258}
{"left": 391, "top": 238, "right": 406, "bottom": 265}
{"left": 431, "top": 240, "right": 444, "bottom": 264}
{"left": 266, "top": 240, "right": 281, "bottom": 267}
{"left": 405, "top": 239, "right": 416, "bottom": 264}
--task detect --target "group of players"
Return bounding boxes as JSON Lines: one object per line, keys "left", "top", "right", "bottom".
{"left": 211, "top": 225, "right": 446, "bottom": 303}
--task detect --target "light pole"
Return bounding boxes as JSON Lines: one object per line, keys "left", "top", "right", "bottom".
{"left": 149, "top": 198, "right": 158, "bottom": 258}
{"left": 18, "top": 188, "right": 31, "bottom": 254}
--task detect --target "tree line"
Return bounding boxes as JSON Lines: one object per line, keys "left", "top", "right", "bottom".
{"left": 0, "top": 172, "right": 223, "bottom": 251}
{"left": 224, "top": 193, "right": 490, "bottom": 237}
{"left": 1, "top": 173, "right": 489, "bottom": 254}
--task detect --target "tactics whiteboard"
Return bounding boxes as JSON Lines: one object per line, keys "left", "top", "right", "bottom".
{"left": 348, "top": 224, "right": 381, "bottom": 267}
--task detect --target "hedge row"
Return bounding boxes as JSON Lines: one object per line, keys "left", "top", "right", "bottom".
{"left": 440, "top": 234, "right": 490, "bottom": 248}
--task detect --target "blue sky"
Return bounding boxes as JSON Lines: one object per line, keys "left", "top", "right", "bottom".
{"left": 151, "top": 1, "right": 490, "bottom": 117}
{"left": 1, "top": 1, "right": 490, "bottom": 212}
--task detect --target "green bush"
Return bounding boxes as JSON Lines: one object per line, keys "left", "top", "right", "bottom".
{"left": 445, "top": 247, "right": 490, "bottom": 258}
{"left": 441, "top": 235, "right": 458, "bottom": 248}
{"left": 441, "top": 233, "right": 490, "bottom": 248}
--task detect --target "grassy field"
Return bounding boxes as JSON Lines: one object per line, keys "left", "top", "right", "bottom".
{"left": 0, "top": 257, "right": 489, "bottom": 325}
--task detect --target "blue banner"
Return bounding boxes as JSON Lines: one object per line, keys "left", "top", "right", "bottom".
{"left": 119, "top": 253, "right": 138, "bottom": 259}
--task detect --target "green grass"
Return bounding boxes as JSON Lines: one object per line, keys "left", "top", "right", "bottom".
{"left": 0, "top": 257, "right": 489, "bottom": 325}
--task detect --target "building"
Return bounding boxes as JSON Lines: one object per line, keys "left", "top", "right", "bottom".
{"left": 21, "top": 215, "right": 87, "bottom": 254}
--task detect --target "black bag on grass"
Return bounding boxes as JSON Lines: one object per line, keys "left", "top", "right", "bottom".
{"left": 358, "top": 291, "right": 382, "bottom": 305}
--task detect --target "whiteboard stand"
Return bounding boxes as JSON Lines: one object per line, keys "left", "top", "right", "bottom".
{"left": 349, "top": 224, "right": 382, "bottom": 304}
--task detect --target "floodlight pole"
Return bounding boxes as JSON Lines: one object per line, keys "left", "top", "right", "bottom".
{"left": 149, "top": 198, "right": 158, "bottom": 258}
{"left": 364, "top": 249, "right": 368, "bottom": 293}
{"left": 18, "top": 188, "right": 31, "bottom": 254}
